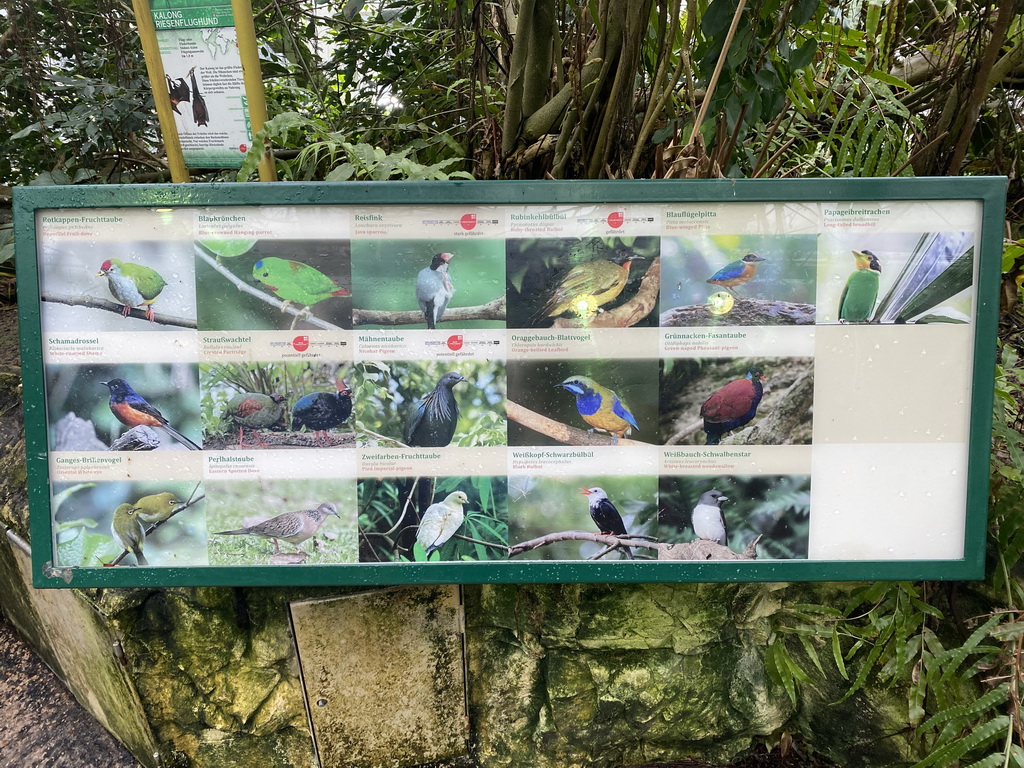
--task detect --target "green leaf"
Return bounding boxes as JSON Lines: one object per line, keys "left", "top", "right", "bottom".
{"left": 917, "top": 685, "right": 1008, "bottom": 734}
{"left": 53, "top": 482, "right": 94, "bottom": 511}
{"left": 54, "top": 517, "right": 98, "bottom": 532}
{"left": 837, "top": 49, "right": 862, "bottom": 71}
{"left": 325, "top": 162, "right": 354, "bottom": 182}
{"left": 990, "top": 620, "right": 1024, "bottom": 641}
{"left": 412, "top": 540, "right": 429, "bottom": 561}
{"left": 198, "top": 239, "right": 258, "bottom": 259}
{"left": 909, "top": 716, "right": 1008, "bottom": 768}
{"left": 867, "top": 70, "right": 913, "bottom": 89}
{"left": 935, "top": 615, "right": 1001, "bottom": 685}
{"left": 896, "top": 247, "right": 974, "bottom": 322}
{"left": 832, "top": 629, "right": 848, "bottom": 679}
{"left": 963, "top": 754, "right": 1006, "bottom": 768}
{"left": 1002, "top": 243, "right": 1024, "bottom": 273}
{"left": 701, "top": 0, "right": 736, "bottom": 39}
{"left": 791, "top": 0, "right": 819, "bottom": 26}
{"left": 30, "top": 170, "right": 74, "bottom": 186}
{"left": 343, "top": 0, "right": 365, "bottom": 21}
{"left": 798, "top": 634, "right": 825, "bottom": 677}
{"left": 835, "top": 628, "right": 887, "bottom": 703}
{"left": 764, "top": 641, "right": 794, "bottom": 704}
{"left": 10, "top": 121, "right": 43, "bottom": 140}
{"left": 789, "top": 38, "right": 817, "bottom": 70}
{"left": 350, "top": 142, "right": 379, "bottom": 169}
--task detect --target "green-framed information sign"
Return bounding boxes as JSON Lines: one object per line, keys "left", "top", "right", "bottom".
{"left": 149, "top": 0, "right": 252, "bottom": 168}
{"left": 13, "top": 179, "right": 1005, "bottom": 588}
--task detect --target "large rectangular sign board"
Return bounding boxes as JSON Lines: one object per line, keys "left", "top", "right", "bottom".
{"left": 14, "top": 179, "right": 1005, "bottom": 588}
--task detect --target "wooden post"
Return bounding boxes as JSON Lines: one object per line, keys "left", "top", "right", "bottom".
{"left": 131, "top": 0, "right": 190, "bottom": 183}
{"left": 232, "top": 0, "right": 277, "bottom": 181}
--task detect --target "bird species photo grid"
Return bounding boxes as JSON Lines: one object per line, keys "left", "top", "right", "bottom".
{"left": 32, "top": 200, "right": 982, "bottom": 571}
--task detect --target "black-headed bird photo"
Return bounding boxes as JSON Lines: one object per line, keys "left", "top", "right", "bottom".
{"left": 507, "top": 359, "right": 657, "bottom": 446}
{"left": 358, "top": 476, "right": 508, "bottom": 562}
{"left": 817, "top": 231, "right": 975, "bottom": 324}
{"left": 660, "top": 357, "right": 813, "bottom": 446}
{"left": 838, "top": 249, "right": 882, "bottom": 323}
{"left": 555, "top": 375, "right": 639, "bottom": 443}
{"left": 405, "top": 372, "right": 469, "bottom": 447}
{"left": 102, "top": 377, "right": 202, "bottom": 450}
{"left": 660, "top": 233, "right": 818, "bottom": 327}
{"left": 416, "top": 252, "right": 455, "bottom": 328}
{"left": 580, "top": 487, "right": 634, "bottom": 559}
{"left": 507, "top": 236, "right": 660, "bottom": 328}
{"left": 292, "top": 377, "right": 353, "bottom": 447}
{"left": 508, "top": 475, "right": 656, "bottom": 561}
{"left": 351, "top": 238, "right": 506, "bottom": 329}
{"left": 659, "top": 475, "right": 810, "bottom": 560}
{"left": 355, "top": 359, "right": 506, "bottom": 449}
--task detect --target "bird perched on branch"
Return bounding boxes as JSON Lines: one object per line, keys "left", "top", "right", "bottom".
{"left": 700, "top": 367, "right": 766, "bottom": 445}
{"left": 111, "top": 503, "right": 147, "bottom": 566}
{"left": 133, "top": 492, "right": 182, "bottom": 525}
{"left": 405, "top": 372, "right": 468, "bottom": 447}
{"left": 556, "top": 375, "right": 638, "bottom": 443}
{"left": 214, "top": 502, "right": 339, "bottom": 554}
{"left": 580, "top": 487, "right": 633, "bottom": 559}
{"left": 188, "top": 66, "right": 208, "bottom": 126}
{"left": 101, "top": 378, "right": 201, "bottom": 450}
{"left": 416, "top": 491, "right": 468, "bottom": 558}
{"left": 96, "top": 258, "right": 167, "bottom": 322}
{"left": 292, "top": 379, "right": 352, "bottom": 446}
{"left": 707, "top": 253, "right": 765, "bottom": 297}
{"left": 166, "top": 75, "right": 189, "bottom": 114}
{"left": 839, "top": 249, "right": 881, "bottom": 323}
{"left": 252, "top": 257, "right": 351, "bottom": 313}
{"left": 540, "top": 253, "right": 644, "bottom": 322}
{"left": 692, "top": 489, "right": 729, "bottom": 545}
{"left": 416, "top": 252, "right": 455, "bottom": 329}
{"left": 223, "top": 392, "right": 287, "bottom": 448}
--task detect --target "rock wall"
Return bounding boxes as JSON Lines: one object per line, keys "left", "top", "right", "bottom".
{"left": 465, "top": 583, "right": 909, "bottom": 768}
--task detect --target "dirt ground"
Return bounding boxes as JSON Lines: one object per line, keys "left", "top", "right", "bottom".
{"left": 0, "top": 611, "right": 141, "bottom": 768}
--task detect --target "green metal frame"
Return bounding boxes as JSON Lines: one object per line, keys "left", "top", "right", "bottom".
{"left": 13, "top": 178, "right": 1007, "bottom": 588}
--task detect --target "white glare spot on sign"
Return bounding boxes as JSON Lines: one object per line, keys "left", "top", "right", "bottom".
{"left": 573, "top": 295, "right": 599, "bottom": 318}
{"left": 707, "top": 291, "right": 734, "bottom": 315}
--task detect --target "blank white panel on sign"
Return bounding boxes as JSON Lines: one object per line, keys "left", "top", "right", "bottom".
{"left": 808, "top": 443, "right": 967, "bottom": 561}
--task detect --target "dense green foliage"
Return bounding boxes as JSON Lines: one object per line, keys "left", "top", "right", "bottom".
{"left": 3, "top": 0, "right": 1024, "bottom": 765}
